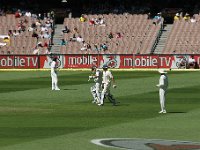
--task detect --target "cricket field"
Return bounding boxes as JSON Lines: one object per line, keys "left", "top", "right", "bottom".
{"left": 0, "top": 70, "right": 200, "bottom": 150}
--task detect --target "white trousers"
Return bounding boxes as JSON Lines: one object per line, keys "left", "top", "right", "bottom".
{"left": 90, "top": 83, "right": 101, "bottom": 102}
{"left": 100, "top": 83, "right": 111, "bottom": 104}
{"left": 159, "top": 88, "right": 166, "bottom": 111}
{"left": 51, "top": 71, "right": 59, "bottom": 90}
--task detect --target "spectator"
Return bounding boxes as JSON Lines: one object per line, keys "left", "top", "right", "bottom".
{"left": 41, "top": 25, "right": 48, "bottom": 32}
{"left": 8, "top": 30, "right": 13, "bottom": 36}
{"left": 13, "top": 30, "right": 19, "bottom": 36}
{"left": 15, "top": 10, "right": 21, "bottom": 18}
{"left": 62, "top": 26, "right": 70, "bottom": 33}
{"left": 73, "top": 27, "right": 78, "bottom": 34}
{"left": 37, "top": 41, "right": 43, "bottom": 47}
{"left": 94, "top": 18, "right": 100, "bottom": 25}
{"left": 116, "top": 32, "right": 122, "bottom": 38}
{"left": 25, "top": 11, "right": 31, "bottom": 17}
{"left": 100, "top": 43, "right": 108, "bottom": 51}
{"left": 44, "top": 41, "right": 49, "bottom": 47}
{"left": 190, "top": 16, "right": 197, "bottom": 23}
{"left": 89, "top": 18, "right": 95, "bottom": 26}
{"left": 32, "top": 31, "right": 38, "bottom": 38}
{"left": 31, "top": 22, "right": 36, "bottom": 28}
{"left": 108, "top": 32, "right": 113, "bottom": 39}
{"left": 61, "top": 39, "right": 67, "bottom": 45}
{"left": 147, "top": 12, "right": 151, "bottom": 19}
{"left": 174, "top": 13, "right": 180, "bottom": 21}
{"left": 35, "top": 20, "right": 41, "bottom": 26}
{"left": 33, "top": 48, "right": 40, "bottom": 54}
{"left": 99, "top": 18, "right": 106, "bottom": 26}
{"left": 45, "top": 20, "right": 51, "bottom": 28}
{"left": 86, "top": 42, "right": 92, "bottom": 51}
{"left": 43, "top": 32, "right": 51, "bottom": 39}
{"left": 93, "top": 44, "right": 99, "bottom": 51}
{"left": 0, "top": 42, "right": 6, "bottom": 47}
{"left": 3, "top": 37, "right": 10, "bottom": 44}
{"left": 77, "top": 35, "right": 84, "bottom": 43}
{"left": 21, "top": 24, "right": 26, "bottom": 32}
{"left": 183, "top": 13, "right": 190, "bottom": 21}
{"left": 70, "top": 34, "right": 77, "bottom": 42}
{"left": 153, "top": 12, "right": 163, "bottom": 25}
{"left": 81, "top": 41, "right": 87, "bottom": 51}
{"left": 28, "top": 26, "right": 34, "bottom": 32}
{"left": 80, "top": 14, "right": 86, "bottom": 22}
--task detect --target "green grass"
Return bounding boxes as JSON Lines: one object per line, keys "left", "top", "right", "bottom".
{"left": 0, "top": 70, "right": 200, "bottom": 150}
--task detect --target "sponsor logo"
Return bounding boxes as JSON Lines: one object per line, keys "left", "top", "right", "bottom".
{"left": 91, "top": 138, "right": 200, "bottom": 150}
{"left": 0, "top": 56, "right": 38, "bottom": 68}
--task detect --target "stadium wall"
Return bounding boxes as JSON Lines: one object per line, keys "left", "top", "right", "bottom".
{"left": 0, "top": 54, "right": 199, "bottom": 69}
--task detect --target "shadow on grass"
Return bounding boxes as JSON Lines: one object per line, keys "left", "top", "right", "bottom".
{"left": 168, "top": 111, "right": 187, "bottom": 114}
{"left": 63, "top": 88, "right": 78, "bottom": 90}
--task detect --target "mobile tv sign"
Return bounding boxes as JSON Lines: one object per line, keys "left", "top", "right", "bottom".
{"left": 64, "top": 54, "right": 200, "bottom": 69}
{"left": 0, "top": 54, "right": 200, "bottom": 69}
{"left": 0, "top": 55, "right": 38, "bottom": 68}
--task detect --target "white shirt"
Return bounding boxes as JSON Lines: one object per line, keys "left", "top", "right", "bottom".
{"left": 77, "top": 37, "right": 83, "bottom": 42}
{"left": 94, "top": 69, "right": 102, "bottom": 83}
{"left": 41, "top": 26, "right": 48, "bottom": 32}
{"left": 158, "top": 74, "right": 168, "bottom": 90}
{"left": 191, "top": 18, "right": 196, "bottom": 23}
{"left": 102, "top": 70, "right": 113, "bottom": 84}
{"left": 51, "top": 61, "right": 57, "bottom": 73}
{"left": 25, "top": 12, "right": 31, "bottom": 17}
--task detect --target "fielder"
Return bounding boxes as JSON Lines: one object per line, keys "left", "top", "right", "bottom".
{"left": 88, "top": 66, "right": 102, "bottom": 104}
{"left": 99, "top": 65, "right": 117, "bottom": 106}
{"left": 51, "top": 57, "right": 60, "bottom": 90}
{"left": 156, "top": 69, "right": 168, "bottom": 113}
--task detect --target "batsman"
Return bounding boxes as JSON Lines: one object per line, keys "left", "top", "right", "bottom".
{"left": 88, "top": 66, "right": 102, "bottom": 104}
{"left": 99, "top": 65, "right": 117, "bottom": 106}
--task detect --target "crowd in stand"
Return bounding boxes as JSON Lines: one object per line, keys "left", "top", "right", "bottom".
{"left": 59, "top": 12, "right": 164, "bottom": 54}
{"left": 0, "top": 7, "right": 55, "bottom": 54}
{"left": 1, "top": 0, "right": 200, "bottom": 55}
{"left": 174, "top": 12, "right": 197, "bottom": 23}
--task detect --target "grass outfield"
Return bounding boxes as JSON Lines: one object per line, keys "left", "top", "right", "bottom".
{"left": 0, "top": 70, "right": 200, "bottom": 150}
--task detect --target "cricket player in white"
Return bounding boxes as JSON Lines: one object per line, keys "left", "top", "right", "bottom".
{"left": 156, "top": 69, "right": 168, "bottom": 113}
{"left": 99, "top": 65, "right": 117, "bottom": 106}
{"left": 51, "top": 57, "right": 60, "bottom": 90}
{"left": 89, "top": 66, "right": 102, "bottom": 104}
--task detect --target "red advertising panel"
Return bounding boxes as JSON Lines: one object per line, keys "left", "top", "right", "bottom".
{"left": 0, "top": 55, "right": 14, "bottom": 68}
{"left": 40, "top": 55, "right": 65, "bottom": 68}
{"left": 157, "top": 55, "right": 175, "bottom": 68}
{"left": 119, "top": 54, "right": 134, "bottom": 68}
{"left": 13, "top": 55, "right": 39, "bottom": 68}
{"left": 134, "top": 55, "right": 159, "bottom": 68}
{"left": 63, "top": 54, "right": 175, "bottom": 69}
{"left": 65, "top": 54, "right": 100, "bottom": 68}
{"left": 1, "top": 54, "right": 200, "bottom": 69}
{"left": 0, "top": 55, "right": 38, "bottom": 69}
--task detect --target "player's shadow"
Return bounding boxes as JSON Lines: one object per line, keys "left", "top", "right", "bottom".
{"left": 63, "top": 88, "right": 78, "bottom": 90}
{"left": 168, "top": 111, "right": 186, "bottom": 113}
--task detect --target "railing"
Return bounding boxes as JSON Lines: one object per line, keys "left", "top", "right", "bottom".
{"left": 150, "top": 20, "right": 164, "bottom": 54}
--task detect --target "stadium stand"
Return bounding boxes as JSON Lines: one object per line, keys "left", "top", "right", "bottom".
{"left": 59, "top": 13, "right": 163, "bottom": 54}
{"left": 0, "top": 9, "right": 54, "bottom": 55}
{"left": 162, "top": 14, "right": 200, "bottom": 54}
{"left": 1, "top": 0, "right": 200, "bottom": 55}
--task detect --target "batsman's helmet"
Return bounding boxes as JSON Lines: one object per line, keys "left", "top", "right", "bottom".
{"left": 91, "top": 66, "right": 97, "bottom": 71}
{"left": 102, "top": 64, "right": 108, "bottom": 69}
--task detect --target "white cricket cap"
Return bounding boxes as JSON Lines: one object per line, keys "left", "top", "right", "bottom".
{"left": 158, "top": 69, "right": 167, "bottom": 74}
